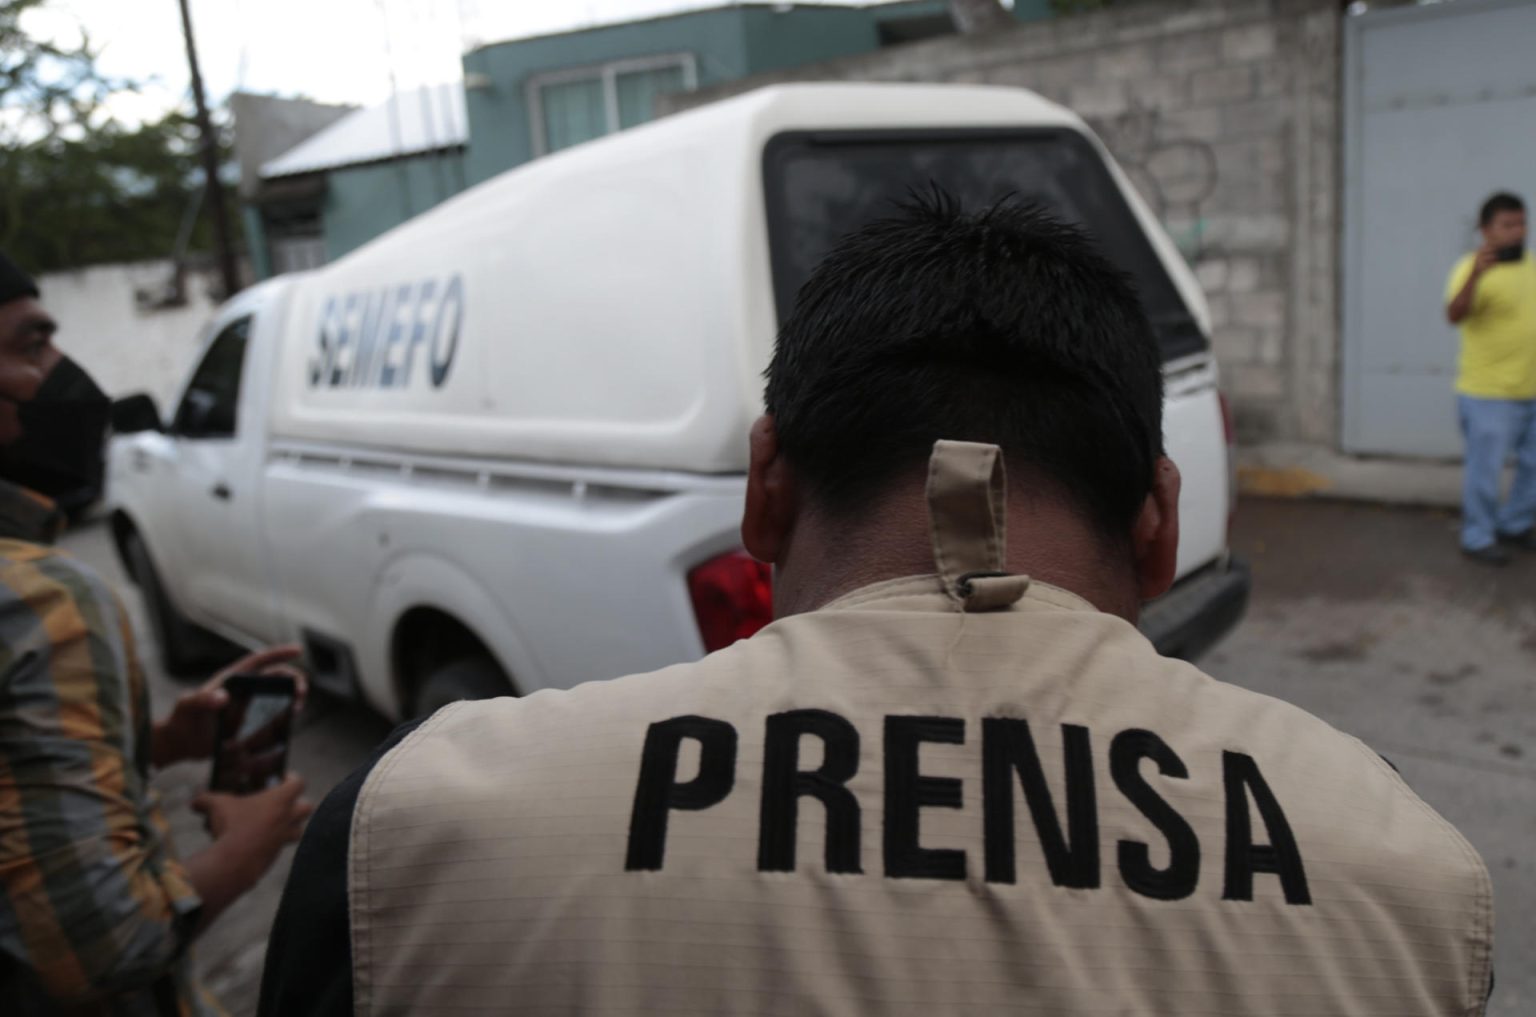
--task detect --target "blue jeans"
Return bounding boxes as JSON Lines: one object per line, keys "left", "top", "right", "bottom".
{"left": 1459, "top": 395, "right": 1536, "bottom": 550}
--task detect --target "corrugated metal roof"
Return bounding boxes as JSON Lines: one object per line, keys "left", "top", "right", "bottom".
{"left": 260, "top": 83, "right": 468, "bottom": 179}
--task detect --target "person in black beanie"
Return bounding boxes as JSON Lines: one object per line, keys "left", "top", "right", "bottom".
{"left": 0, "top": 252, "right": 115, "bottom": 517}
{"left": 0, "top": 252, "right": 50, "bottom": 454}
{"left": 0, "top": 251, "right": 315, "bottom": 1016}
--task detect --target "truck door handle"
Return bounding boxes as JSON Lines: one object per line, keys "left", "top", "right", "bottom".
{"left": 211, "top": 482, "right": 232, "bottom": 501}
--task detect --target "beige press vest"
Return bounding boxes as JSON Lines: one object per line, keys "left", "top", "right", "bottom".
{"left": 350, "top": 442, "right": 1493, "bottom": 1016}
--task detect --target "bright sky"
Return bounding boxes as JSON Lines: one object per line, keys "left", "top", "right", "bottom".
{"left": 21, "top": 0, "right": 900, "bottom": 123}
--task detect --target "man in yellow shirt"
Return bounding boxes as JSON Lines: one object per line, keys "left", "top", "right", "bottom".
{"left": 1445, "top": 191, "right": 1536, "bottom": 564}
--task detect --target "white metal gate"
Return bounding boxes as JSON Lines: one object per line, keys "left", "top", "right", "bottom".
{"left": 1342, "top": 0, "right": 1536, "bottom": 457}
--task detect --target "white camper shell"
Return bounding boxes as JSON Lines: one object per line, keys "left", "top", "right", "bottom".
{"left": 108, "top": 83, "right": 1248, "bottom": 720}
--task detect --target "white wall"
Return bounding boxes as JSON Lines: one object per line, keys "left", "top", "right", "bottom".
{"left": 35, "top": 260, "right": 222, "bottom": 413}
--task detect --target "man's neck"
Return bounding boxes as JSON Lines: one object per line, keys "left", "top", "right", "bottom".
{"left": 771, "top": 492, "right": 1139, "bottom": 621}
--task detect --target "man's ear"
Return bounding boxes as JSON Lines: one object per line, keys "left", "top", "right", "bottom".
{"left": 742, "top": 414, "right": 797, "bottom": 564}
{"left": 1132, "top": 456, "right": 1181, "bottom": 601}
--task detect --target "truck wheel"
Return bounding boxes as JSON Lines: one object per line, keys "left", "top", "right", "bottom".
{"left": 122, "top": 532, "right": 225, "bottom": 679}
{"left": 413, "top": 656, "right": 511, "bottom": 719}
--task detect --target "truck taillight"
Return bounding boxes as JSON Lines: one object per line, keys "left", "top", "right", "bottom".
{"left": 1219, "top": 391, "right": 1238, "bottom": 539}
{"left": 688, "top": 551, "right": 773, "bottom": 653}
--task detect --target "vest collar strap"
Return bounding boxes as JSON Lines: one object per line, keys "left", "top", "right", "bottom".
{"left": 925, "top": 440, "right": 1030, "bottom": 611}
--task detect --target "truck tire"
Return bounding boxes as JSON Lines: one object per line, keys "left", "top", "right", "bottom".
{"left": 413, "top": 656, "right": 511, "bottom": 719}
{"left": 122, "top": 531, "right": 226, "bottom": 679}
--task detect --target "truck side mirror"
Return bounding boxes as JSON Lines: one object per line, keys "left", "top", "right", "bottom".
{"left": 112, "top": 393, "right": 163, "bottom": 435}
{"left": 172, "top": 390, "right": 220, "bottom": 438}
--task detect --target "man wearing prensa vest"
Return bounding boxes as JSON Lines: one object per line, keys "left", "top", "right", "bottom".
{"left": 261, "top": 195, "right": 1492, "bottom": 1016}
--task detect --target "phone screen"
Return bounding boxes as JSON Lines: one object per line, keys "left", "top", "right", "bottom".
{"left": 1495, "top": 244, "right": 1525, "bottom": 263}
{"left": 209, "top": 675, "right": 296, "bottom": 794}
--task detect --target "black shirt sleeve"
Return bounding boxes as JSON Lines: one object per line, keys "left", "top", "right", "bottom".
{"left": 257, "top": 719, "right": 423, "bottom": 1017}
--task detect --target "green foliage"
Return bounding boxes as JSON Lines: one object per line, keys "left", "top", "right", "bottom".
{"left": 0, "top": 113, "right": 231, "bottom": 273}
{"left": 0, "top": 0, "right": 116, "bottom": 144}
{"left": 0, "top": 0, "right": 228, "bottom": 273}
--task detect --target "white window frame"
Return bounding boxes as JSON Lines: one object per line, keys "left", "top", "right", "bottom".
{"left": 527, "top": 52, "right": 699, "bottom": 157}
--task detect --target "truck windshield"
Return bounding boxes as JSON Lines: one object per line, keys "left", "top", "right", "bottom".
{"left": 762, "top": 129, "right": 1207, "bottom": 363}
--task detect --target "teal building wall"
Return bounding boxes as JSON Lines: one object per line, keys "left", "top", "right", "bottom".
{"left": 266, "top": 2, "right": 1065, "bottom": 267}
{"left": 460, "top": 2, "right": 950, "bottom": 187}
{"left": 321, "top": 151, "right": 469, "bottom": 261}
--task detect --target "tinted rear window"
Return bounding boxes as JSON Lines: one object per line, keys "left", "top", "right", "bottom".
{"left": 762, "top": 129, "right": 1207, "bottom": 362}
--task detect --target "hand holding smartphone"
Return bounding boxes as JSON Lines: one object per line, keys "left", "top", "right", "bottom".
{"left": 209, "top": 674, "right": 297, "bottom": 795}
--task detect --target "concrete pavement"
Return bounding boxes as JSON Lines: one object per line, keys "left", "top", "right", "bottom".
{"left": 1205, "top": 498, "right": 1534, "bottom": 1017}
{"left": 58, "top": 496, "right": 1534, "bottom": 1016}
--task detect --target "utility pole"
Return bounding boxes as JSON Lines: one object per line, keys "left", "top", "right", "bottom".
{"left": 177, "top": 0, "right": 241, "bottom": 298}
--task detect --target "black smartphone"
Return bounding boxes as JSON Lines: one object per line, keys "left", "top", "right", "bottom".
{"left": 1495, "top": 244, "right": 1524, "bottom": 263}
{"left": 208, "top": 674, "right": 297, "bottom": 795}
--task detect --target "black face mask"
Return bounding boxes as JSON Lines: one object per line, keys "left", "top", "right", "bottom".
{"left": 0, "top": 356, "right": 111, "bottom": 515}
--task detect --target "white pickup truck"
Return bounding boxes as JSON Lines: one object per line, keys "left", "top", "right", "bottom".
{"left": 107, "top": 83, "right": 1249, "bottom": 721}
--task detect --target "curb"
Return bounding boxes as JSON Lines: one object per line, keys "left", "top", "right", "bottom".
{"left": 1235, "top": 443, "right": 1462, "bottom": 510}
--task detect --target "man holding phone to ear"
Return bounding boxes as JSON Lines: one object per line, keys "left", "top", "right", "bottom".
{"left": 0, "top": 251, "right": 314, "bottom": 1016}
{"left": 1445, "top": 191, "right": 1536, "bottom": 565}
